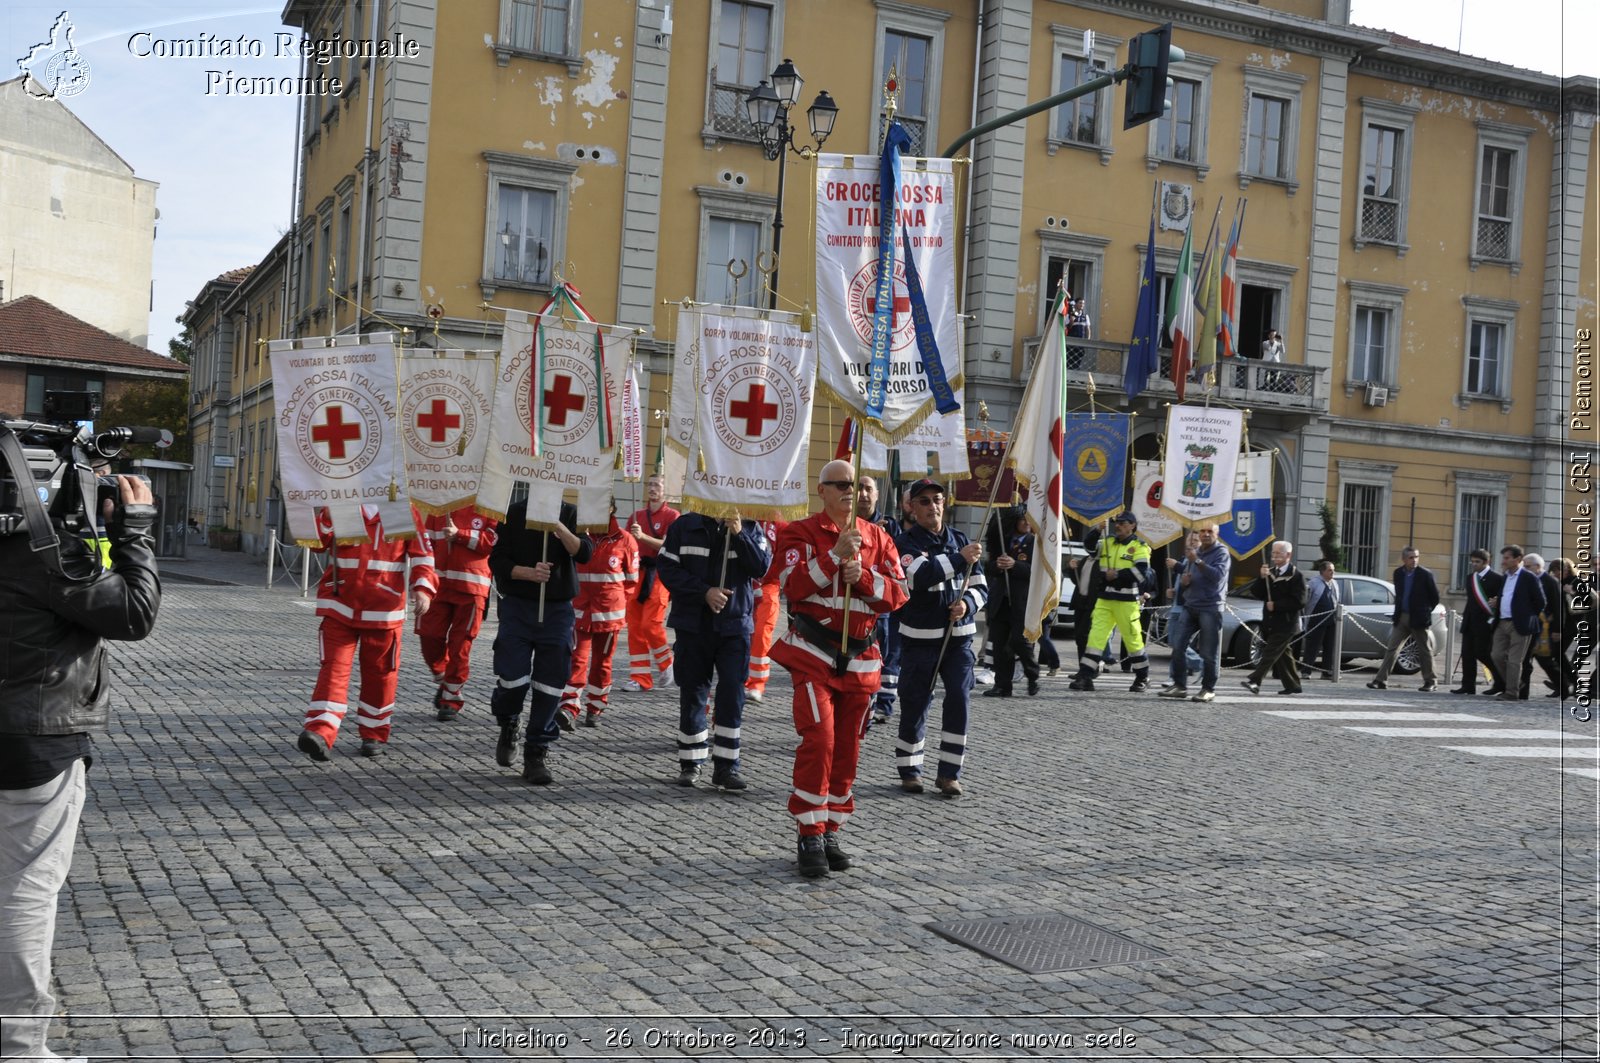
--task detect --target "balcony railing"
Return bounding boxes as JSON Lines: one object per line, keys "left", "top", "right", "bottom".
{"left": 1019, "top": 336, "right": 1324, "bottom": 414}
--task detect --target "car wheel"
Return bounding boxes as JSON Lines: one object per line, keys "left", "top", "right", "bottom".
{"left": 1392, "top": 635, "right": 1424, "bottom": 676}
{"left": 1229, "top": 622, "right": 1262, "bottom": 668}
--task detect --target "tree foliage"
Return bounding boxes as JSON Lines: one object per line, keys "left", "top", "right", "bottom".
{"left": 98, "top": 381, "right": 192, "bottom": 463}
{"left": 1317, "top": 500, "right": 1345, "bottom": 569}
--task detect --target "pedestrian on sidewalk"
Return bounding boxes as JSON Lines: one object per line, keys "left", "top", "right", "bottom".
{"left": 488, "top": 499, "right": 592, "bottom": 784}
{"left": 298, "top": 505, "right": 437, "bottom": 761}
{"left": 656, "top": 508, "right": 769, "bottom": 790}
{"left": 1298, "top": 559, "right": 1340, "bottom": 679}
{"left": 1240, "top": 541, "right": 1307, "bottom": 696}
{"left": 1367, "top": 547, "right": 1441, "bottom": 692}
{"left": 419, "top": 505, "right": 497, "bottom": 721}
{"left": 1453, "top": 548, "right": 1504, "bottom": 695}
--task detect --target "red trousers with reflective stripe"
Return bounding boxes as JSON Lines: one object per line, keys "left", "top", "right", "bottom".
{"left": 562, "top": 630, "right": 618, "bottom": 717}
{"left": 745, "top": 583, "right": 780, "bottom": 693}
{"left": 418, "top": 595, "right": 485, "bottom": 709}
{"left": 305, "top": 619, "right": 401, "bottom": 744}
{"left": 624, "top": 576, "right": 672, "bottom": 687}
{"left": 786, "top": 668, "right": 872, "bottom": 837}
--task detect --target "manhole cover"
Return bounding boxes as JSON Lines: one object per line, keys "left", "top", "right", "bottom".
{"left": 926, "top": 914, "right": 1167, "bottom": 974}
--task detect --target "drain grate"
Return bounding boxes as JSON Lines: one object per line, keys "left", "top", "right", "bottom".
{"left": 926, "top": 913, "right": 1167, "bottom": 974}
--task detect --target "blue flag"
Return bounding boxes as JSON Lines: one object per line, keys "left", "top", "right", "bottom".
{"left": 1125, "top": 207, "right": 1160, "bottom": 399}
{"left": 866, "top": 122, "right": 913, "bottom": 422}
{"left": 1218, "top": 452, "right": 1274, "bottom": 560}
{"left": 1060, "top": 412, "right": 1130, "bottom": 525}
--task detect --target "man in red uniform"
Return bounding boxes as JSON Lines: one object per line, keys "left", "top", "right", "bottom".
{"left": 625, "top": 474, "right": 678, "bottom": 690}
{"left": 744, "top": 517, "right": 786, "bottom": 704}
{"left": 772, "top": 460, "right": 908, "bottom": 878}
{"left": 560, "top": 508, "right": 640, "bottom": 727}
{"left": 298, "top": 505, "right": 437, "bottom": 761}
{"left": 419, "top": 505, "right": 497, "bottom": 721}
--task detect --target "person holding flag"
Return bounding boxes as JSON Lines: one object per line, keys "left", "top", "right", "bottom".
{"left": 625, "top": 475, "right": 678, "bottom": 691}
{"left": 419, "top": 506, "right": 497, "bottom": 722}
{"left": 771, "top": 462, "right": 908, "bottom": 878}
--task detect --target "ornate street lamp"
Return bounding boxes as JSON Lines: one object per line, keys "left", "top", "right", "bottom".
{"left": 744, "top": 60, "right": 838, "bottom": 309}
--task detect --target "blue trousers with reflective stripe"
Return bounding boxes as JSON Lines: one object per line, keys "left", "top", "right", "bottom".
{"left": 673, "top": 628, "right": 751, "bottom": 769}
{"left": 894, "top": 637, "right": 973, "bottom": 780}
{"left": 872, "top": 611, "right": 900, "bottom": 716}
{"left": 491, "top": 596, "right": 575, "bottom": 750}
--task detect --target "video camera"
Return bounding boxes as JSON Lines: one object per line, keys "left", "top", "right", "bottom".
{"left": 0, "top": 390, "right": 171, "bottom": 540}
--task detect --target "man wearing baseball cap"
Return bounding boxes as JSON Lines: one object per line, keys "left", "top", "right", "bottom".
{"left": 890, "top": 478, "right": 986, "bottom": 797}
{"left": 1068, "top": 511, "right": 1154, "bottom": 693}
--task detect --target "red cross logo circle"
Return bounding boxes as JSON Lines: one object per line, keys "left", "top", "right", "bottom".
{"left": 516, "top": 346, "right": 598, "bottom": 448}
{"left": 846, "top": 260, "right": 917, "bottom": 352}
{"left": 402, "top": 379, "right": 481, "bottom": 460}
{"left": 710, "top": 354, "right": 801, "bottom": 459}
{"left": 295, "top": 387, "right": 384, "bottom": 479}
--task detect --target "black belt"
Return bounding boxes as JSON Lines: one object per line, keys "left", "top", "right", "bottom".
{"left": 788, "top": 611, "right": 876, "bottom": 674}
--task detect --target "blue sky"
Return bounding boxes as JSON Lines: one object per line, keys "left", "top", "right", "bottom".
{"left": 3, "top": 2, "right": 1592, "bottom": 356}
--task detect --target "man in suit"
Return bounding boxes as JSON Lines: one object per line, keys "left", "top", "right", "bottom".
{"left": 1240, "top": 541, "right": 1308, "bottom": 695}
{"left": 1489, "top": 544, "right": 1547, "bottom": 701}
{"left": 1298, "top": 559, "right": 1340, "bottom": 679}
{"left": 1453, "top": 548, "right": 1505, "bottom": 695}
{"left": 1367, "top": 546, "right": 1441, "bottom": 691}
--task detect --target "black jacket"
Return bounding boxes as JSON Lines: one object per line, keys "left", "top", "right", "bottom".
{"left": 1495, "top": 566, "right": 1547, "bottom": 636}
{"left": 1463, "top": 567, "right": 1504, "bottom": 629}
{"left": 656, "top": 514, "right": 769, "bottom": 635}
{"left": 490, "top": 501, "right": 593, "bottom": 603}
{"left": 0, "top": 503, "right": 161, "bottom": 737}
{"left": 1390, "top": 564, "right": 1441, "bottom": 628}
{"left": 1254, "top": 563, "right": 1307, "bottom": 633}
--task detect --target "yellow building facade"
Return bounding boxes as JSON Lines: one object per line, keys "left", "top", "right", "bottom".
{"left": 187, "top": 0, "right": 1596, "bottom": 601}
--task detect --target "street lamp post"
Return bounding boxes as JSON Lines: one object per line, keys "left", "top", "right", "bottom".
{"left": 744, "top": 59, "right": 838, "bottom": 310}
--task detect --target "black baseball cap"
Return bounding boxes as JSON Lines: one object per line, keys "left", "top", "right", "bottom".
{"left": 907, "top": 477, "right": 944, "bottom": 498}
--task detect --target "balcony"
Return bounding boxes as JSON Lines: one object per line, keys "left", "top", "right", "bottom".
{"left": 1019, "top": 335, "right": 1326, "bottom": 415}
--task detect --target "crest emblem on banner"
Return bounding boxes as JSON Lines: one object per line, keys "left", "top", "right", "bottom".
{"left": 1235, "top": 510, "right": 1254, "bottom": 535}
{"left": 846, "top": 261, "right": 916, "bottom": 351}
{"left": 298, "top": 392, "right": 384, "bottom": 478}
{"left": 1077, "top": 446, "right": 1109, "bottom": 482}
{"left": 403, "top": 388, "right": 474, "bottom": 459}
{"left": 524, "top": 361, "right": 596, "bottom": 448}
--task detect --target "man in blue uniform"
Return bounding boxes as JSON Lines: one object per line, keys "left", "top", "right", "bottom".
{"left": 656, "top": 508, "right": 770, "bottom": 789}
{"left": 892, "top": 478, "right": 986, "bottom": 797}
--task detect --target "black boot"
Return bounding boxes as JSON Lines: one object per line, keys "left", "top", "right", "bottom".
{"left": 495, "top": 722, "right": 517, "bottom": 767}
{"left": 522, "top": 746, "right": 553, "bottom": 785}
{"left": 822, "top": 831, "right": 852, "bottom": 871}
{"left": 797, "top": 835, "right": 829, "bottom": 878}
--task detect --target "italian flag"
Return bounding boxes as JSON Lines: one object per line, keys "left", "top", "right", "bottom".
{"left": 1166, "top": 222, "right": 1196, "bottom": 402}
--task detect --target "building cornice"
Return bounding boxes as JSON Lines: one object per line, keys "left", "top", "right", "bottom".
{"left": 0, "top": 352, "right": 188, "bottom": 381}
{"left": 1325, "top": 416, "right": 1539, "bottom": 456}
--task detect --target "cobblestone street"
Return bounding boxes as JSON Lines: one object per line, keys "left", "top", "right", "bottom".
{"left": 40, "top": 549, "right": 1600, "bottom": 1059}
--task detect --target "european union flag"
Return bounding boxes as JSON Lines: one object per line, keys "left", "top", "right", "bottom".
{"left": 1125, "top": 207, "right": 1160, "bottom": 400}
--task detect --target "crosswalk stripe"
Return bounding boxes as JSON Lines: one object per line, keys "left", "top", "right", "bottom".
{"left": 1229, "top": 696, "right": 1408, "bottom": 707}
{"left": 1442, "top": 746, "right": 1600, "bottom": 759}
{"left": 1344, "top": 727, "right": 1574, "bottom": 740}
{"left": 1561, "top": 768, "right": 1600, "bottom": 780}
{"left": 1263, "top": 711, "right": 1498, "bottom": 722}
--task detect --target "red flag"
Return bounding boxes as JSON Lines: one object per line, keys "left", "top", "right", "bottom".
{"left": 834, "top": 417, "right": 857, "bottom": 460}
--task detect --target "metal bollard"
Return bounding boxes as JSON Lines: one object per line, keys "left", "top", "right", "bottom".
{"left": 1331, "top": 603, "right": 1344, "bottom": 683}
{"left": 266, "top": 528, "right": 277, "bottom": 588}
{"left": 1443, "top": 608, "right": 1458, "bottom": 689}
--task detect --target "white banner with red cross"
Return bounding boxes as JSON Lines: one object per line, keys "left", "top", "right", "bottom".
{"left": 681, "top": 305, "right": 816, "bottom": 521}
{"left": 479, "top": 291, "right": 633, "bottom": 531}
{"left": 398, "top": 349, "right": 497, "bottom": 516}
{"left": 814, "top": 153, "right": 961, "bottom": 443}
{"left": 269, "top": 335, "right": 412, "bottom": 545}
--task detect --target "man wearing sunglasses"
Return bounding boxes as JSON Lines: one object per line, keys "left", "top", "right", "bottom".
{"left": 771, "top": 461, "right": 908, "bottom": 878}
{"left": 891, "top": 478, "right": 986, "bottom": 797}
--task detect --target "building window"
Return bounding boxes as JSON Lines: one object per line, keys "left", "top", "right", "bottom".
{"left": 480, "top": 152, "right": 577, "bottom": 298}
{"left": 1453, "top": 493, "right": 1499, "bottom": 590}
{"left": 1341, "top": 482, "right": 1386, "bottom": 578}
{"left": 318, "top": 217, "right": 332, "bottom": 307}
{"left": 500, "top": 0, "right": 581, "bottom": 60}
{"left": 1355, "top": 98, "right": 1417, "bottom": 252}
{"left": 298, "top": 233, "right": 316, "bottom": 315}
{"left": 1036, "top": 229, "right": 1109, "bottom": 338}
{"left": 1344, "top": 280, "right": 1407, "bottom": 393}
{"left": 704, "top": 217, "right": 765, "bottom": 306}
{"left": 336, "top": 201, "right": 352, "bottom": 294}
{"left": 1459, "top": 294, "right": 1518, "bottom": 407}
{"left": 1155, "top": 78, "right": 1200, "bottom": 162}
{"left": 1045, "top": 25, "right": 1117, "bottom": 161}
{"left": 705, "top": 0, "right": 781, "bottom": 142}
{"left": 494, "top": 185, "right": 556, "bottom": 287}
{"left": 25, "top": 372, "right": 104, "bottom": 421}
{"left": 1239, "top": 67, "right": 1303, "bottom": 191}
{"left": 1470, "top": 122, "right": 1530, "bottom": 269}
{"left": 362, "top": 176, "right": 379, "bottom": 282}
{"left": 882, "top": 30, "right": 931, "bottom": 153}
{"left": 1246, "top": 95, "right": 1288, "bottom": 178}
{"left": 1054, "top": 55, "right": 1102, "bottom": 145}
{"left": 1351, "top": 307, "right": 1388, "bottom": 384}
{"left": 872, "top": 4, "right": 949, "bottom": 158}
{"left": 695, "top": 185, "right": 775, "bottom": 306}
{"left": 1466, "top": 321, "right": 1504, "bottom": 397}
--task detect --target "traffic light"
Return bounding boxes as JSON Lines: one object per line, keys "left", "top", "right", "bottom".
{"left": 1123, "top": 23, "right": 1184, "bottom": 130}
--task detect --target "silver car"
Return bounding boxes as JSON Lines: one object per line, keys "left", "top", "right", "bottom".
{"left": 1219, "top": 574, "right": 1448, "bottom": 674}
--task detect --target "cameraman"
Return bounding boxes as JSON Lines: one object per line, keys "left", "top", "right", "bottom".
{"left": 0, "top": 474, "right": 160, "bottom": 1060}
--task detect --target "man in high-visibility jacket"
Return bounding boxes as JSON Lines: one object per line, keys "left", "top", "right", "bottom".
{"left": 1068, "top": 511, "right": 1154, "bottom": 693}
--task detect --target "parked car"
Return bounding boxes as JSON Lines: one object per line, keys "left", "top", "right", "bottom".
{"left": 1054, "top": 540, "right": 1090, "bottom": 633}
{"left": 1219, "top": 573, "right": 1448, "bottom": 673}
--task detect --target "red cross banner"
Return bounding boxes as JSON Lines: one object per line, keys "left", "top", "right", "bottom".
{"left": 620, "top": 359, "right": 644, "bottom": 482}
{"left": 814, "top": 153, "right": 961, "bottom": 443}
{"left": 269, "top": 336, "right": 411, "bottom": 544}
{"left": 398, "top": 349, "right": 497, "bottom": 516}
{"left": 681, "top": 305, "right": 816, "bottom": 521}
{"left": 860, "top": 407, "right": 969, "bottom": 480}
{"left": 478, "top": 308, "right": 632, "bottom": 530}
